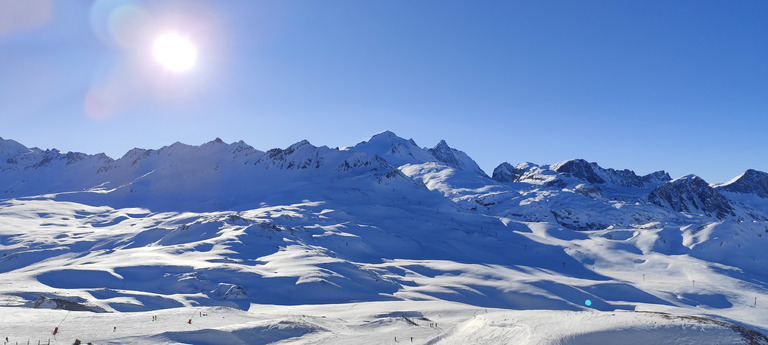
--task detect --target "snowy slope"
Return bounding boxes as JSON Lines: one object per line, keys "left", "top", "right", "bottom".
{"left": 2, "top": 302, "right": 765, "bottom": 345}
{"left": 1, "top": 131, "right": 767, "bottom": 344}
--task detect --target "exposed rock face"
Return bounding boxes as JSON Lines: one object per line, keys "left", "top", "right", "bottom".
{"left": 428, "top": 140, "right": 487, "bottom": 177}
{"left": 492, "top": 162, "right": 557, "bottom": 185}
{"left": 260, "top": 140, "right": 325, "bottom": 170}
{"left": 718, "top": 169, "right": 768, "bottom": 198}
{"left": 492, "top": 162, "right": 525, "bottom": 183}
{"left": 649, "top": 175, "right": 733, "bottom": 219}
{"left": 429, "top": 140, "right": 461, "bottom": 168}
{"left": 642, "top": 171, "right": 673, "bottom": 185}
{"left": 553, "top": 159, "right": 607, "bottom": 184}
{"left": 493, "top": 159, "right": 670, "bottom": 189}
{"left": 552, "top": 159, "right": 670, "bottom": 187}
{"left": 33, "top": 296, "right": 103, "bottom": 312}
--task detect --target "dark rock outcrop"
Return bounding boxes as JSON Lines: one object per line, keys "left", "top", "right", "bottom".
{"left": 718, "top": 169, "right": 768, "bottom": 198}
{"left": 492, "top": 162, "right": 525, "bottom": 183}
{"left": 649, "top": 175, "right": 733, "bottom": 219}
{"left": 554, "top": 159, "right": 670, "bottom": 187}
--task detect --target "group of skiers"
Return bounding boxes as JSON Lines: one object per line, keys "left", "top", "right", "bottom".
{"left": 46, "top": 313, "right": 204, "bottom": 343}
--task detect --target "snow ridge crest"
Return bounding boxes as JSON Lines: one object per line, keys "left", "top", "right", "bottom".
{"left": 717, "top": 169, "right": 768, "bottom": 198}
{"left": 351, "top": 131, "right": 487, "bottom": 176}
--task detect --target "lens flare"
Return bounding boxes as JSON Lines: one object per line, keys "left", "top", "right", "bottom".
{"left": 0, "top": 0, "right": 52, "bottom": 39}
{"left": 153, "top": 33, "right": 197, "bottom": 72}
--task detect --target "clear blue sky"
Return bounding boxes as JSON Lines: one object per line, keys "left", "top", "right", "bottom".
{"left": 1, "top": 0, "right": 766, "bottom": 183}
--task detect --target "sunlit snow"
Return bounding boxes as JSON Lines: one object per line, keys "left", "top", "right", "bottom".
{"left": 1, "top": 132, "right": 766, "bottom": 344}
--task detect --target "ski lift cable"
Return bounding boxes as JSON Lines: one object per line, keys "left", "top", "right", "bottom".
{"left": 57, "top": 311, "right": 71, "bottom": 328}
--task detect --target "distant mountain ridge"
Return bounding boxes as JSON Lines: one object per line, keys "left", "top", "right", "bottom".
{"left": 492, "top": 159, "right": 671, "bottom": 189}
{"left": 0, "top": 133, "right": 766, "bottom": 219}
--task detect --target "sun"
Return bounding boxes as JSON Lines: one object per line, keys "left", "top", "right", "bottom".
{"left": 153, "top": 33, "right": 197, "bottom": 72}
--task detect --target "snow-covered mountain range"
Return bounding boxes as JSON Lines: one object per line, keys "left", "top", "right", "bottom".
{"left": 1, "top": 131, "right": 767, "bottom": 344}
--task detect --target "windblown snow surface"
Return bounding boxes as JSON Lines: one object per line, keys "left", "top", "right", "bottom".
{"left": 0, "top": 132, "right": 767, "bottom": 344}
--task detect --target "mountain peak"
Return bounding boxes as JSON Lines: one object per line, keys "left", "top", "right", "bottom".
{"left": 649, "top": 174, "right": 733, "bottom": 219}
{"left": 552, "top": 159, "right": 605, "bottom": 184}
{"left": 492, "top": 162, "right": 517, "bottom": 182}
{"left": 428, "top": 140, "right": 456, "bottom": 158}
{"left": 372, "top": 130, "right": 399, "bottom": 139}
{"left": 549, "top": 159, "right": 670, "bottom": 188}
{"left": 671, "top": 174, "right": 701, "bottom": 183}
{"left": 351, "top": 133, "right": 486, "bottom": 176}
{"left": 0, "top": 137, "right": 30, "bottom": 158}
{"left": 491, "top": 162, "right": 555, "bottom": 184}
{"left": 717, "top": 169, "right": 768, "bottom": 198}
{"left": 642, "top": 170, "right": 672, "bottom": 184}
{"left": 365, "top": 131, "right": 416, "bottom": 146}
{"left": 351, "top": 131, "right": 431, "bottom": 167}
{"left": 288, "top": 139, "right": 312, "bottom": 150}
{"left": 428, "top": 140, "right": 487, "bottom": 177}
{"left": 199, "top": 138, "right": 228, "bottom": 149}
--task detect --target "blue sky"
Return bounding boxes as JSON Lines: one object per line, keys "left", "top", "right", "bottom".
{"left": 1, "top": 0, "right": 766, "bottom": 183}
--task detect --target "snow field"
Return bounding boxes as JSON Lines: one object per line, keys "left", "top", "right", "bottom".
{"left": 2, "top": 132, "right": 768, "bottom": 343}
{"left": 0, "top": 301, "right": 761, "bottom": 345}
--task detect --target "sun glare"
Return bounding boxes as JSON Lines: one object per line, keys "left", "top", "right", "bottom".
{"left": 153, "top": 33, "right": 197, "bottom": 72}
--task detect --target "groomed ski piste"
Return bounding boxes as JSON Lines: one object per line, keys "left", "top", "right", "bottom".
{"left": 1, "top": 131, "right": 767, "bottom": 344}
{"left": 2, "top": 302, "right": 765, "bottom": 344}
